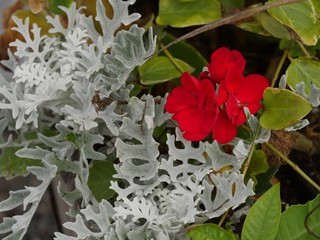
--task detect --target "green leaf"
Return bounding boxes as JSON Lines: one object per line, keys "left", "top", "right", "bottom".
{"left": 156, "top": 0, "right": 221, "bottom": 27}
{"left": 275, "top": 194, "right": 320, "bottom": 240}
{"left": 310, "top": 0, "right": 320, "bottom": 18}
{"left": 260, "top": 13, "right": 291, "bottom": 39}
{"left": 255, "top": 166, "right": 279, "bottom": 195}
{"left": 286, "top": 57, "right": 320, "bottom": 94}
{"left": 260, "top": 88, "right": 312, "bottom": 130}
{"left": 48, "top": 0, "right": 73, "bottom": 15}
{"left": 0, "top": 147, "right": 42, "bottom": 179}
{"left": 268, "top": 1, "right": 320, "bottom": 46}
{"left": 245, "top": 150, "right": 268, "bottom": 184}
{"left": 187, "top": 224, "right": 237, "bottom": 240}
{"left": 236, "top": 17, "right": 270, "bottom": 36}
{"left": 279, "top": 39, "right": 319, "bottom": 58}
{"left": 218, "top": 0, "right": 244, "bottom": 14}
{"left": 242, "top": 183, "right": 281, "bottom": 240}
{"left": 160, "top": 33, "right": 207, "bottom": 76}
{"left": 139, "top": 56, "right": 194, "bottom": 85}
{"left": 88, "top": 160, "right": 116, "bottom": 201}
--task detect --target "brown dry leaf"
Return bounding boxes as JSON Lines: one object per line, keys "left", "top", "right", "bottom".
{"left": 262, "top": 130, "right": 295, "bottom": 167}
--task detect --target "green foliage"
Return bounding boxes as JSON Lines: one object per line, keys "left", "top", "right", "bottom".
{"left": 242, "top": 183, "right": 281, "bottom": 240}
{"left": 0, "top": 147, "right": 42, "bottom": 179}
{"left": 48, "top": 0, "right": 73, "bottom": 14}
{"left": 260, "top": 88, "right": 312, "bottom": 129}
{"left": 268, "top": 0, "right": 320, "bottom": 46}
{"left": 244, "top": 150, "right": 268, "bottom": 184}
{"left": 218, "top": 0, "right": 244, "bottom": 14}
{"left": 275, "top": 194, "right": 320, "bottom": 240}
{"left": 259, "top": 13, "right": 291, "bottom": 39}
{"left": 186, "top": 224, "right": 237, "bottom": 240}
{"left": 160, "top": 33, "right": 208, "bottom": 76}
{"left": 156, "top": 0, "right": 221, "bottom": 27}
{"left": 88, "top": 160, "right": 116, "bottom": 201}
{"left": 279, "top": 39, "right": 320, "bottom": 57}
{"left": 286, "top": 57, "right": 320, "bottom": 94}
{"left": 139, "top": 56, "right": 194, "bottom": 85}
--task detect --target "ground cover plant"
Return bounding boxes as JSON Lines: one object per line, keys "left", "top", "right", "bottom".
{"left": 0, "top": 0, "right": 319, "bottom": 239}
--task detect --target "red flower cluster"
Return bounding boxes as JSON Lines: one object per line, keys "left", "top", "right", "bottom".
{"left": 165, "top": 47, "right": 269, "bottom": 144}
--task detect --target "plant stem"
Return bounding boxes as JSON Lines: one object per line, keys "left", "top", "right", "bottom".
{"left": 218, "top": 211, "right": 228, "bottom": 227}
{"left": 270, "top": 49, "right": 288, "bottom": 88}
{"left": 160, "top": 44, "right": 185, "bottom": 74}
{"left": 242, "top": 125, "right": 261, "bottom": 177}
{"left": 265, "top": 142, "right": 320, "bottom": 192}
{"left": 158, "top": 0, "right": 303, "bottom": 54}
{"left": 296, "top": 40, "right": 310, "bottom": 57}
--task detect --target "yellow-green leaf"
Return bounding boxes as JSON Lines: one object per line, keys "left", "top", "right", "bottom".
{"left": 187, "top": 224, "right": 237, "bottom": 240}
{"left": 260, "top": 88, "right": 312, "bottom": 130}
{"left": 268, "top": 1, "right": 320, "bottom": 46}
{"left": 139, "top": 56, "right": 194, "bottom": 85}
{"left": 156, "top": 0, "right": 221, "bottom": 28}
{"left": 286, "top": 57, "right": 320, "bottom": 94}
{"left": 242, "top": 184, "right": 281, "bottom": 240}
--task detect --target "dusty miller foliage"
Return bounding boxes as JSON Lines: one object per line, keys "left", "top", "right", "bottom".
{"left": 0, "top": 1, "right": 258, "bottom": 239}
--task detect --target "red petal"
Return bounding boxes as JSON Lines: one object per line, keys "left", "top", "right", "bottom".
{"left": 181, "top": 72, "right": 201, "bottom": 92}
{"left": 229, "top": 50, "right": 246, "bottom": 73}
{"left": 224, "top": 66, "right": 244, "bottom": 95}
{"left": 209, "top": 47, "right": 246, "bottom": 83}
{"left": 212, "top": 109, "right": 237, "bottom": 144}
{"left": 183, "top": 131, "right": 208, "bottom": 141}
{"left": 165, "top": 87, "right": 197, "bottom": 113}
{"left": 236, "top": 74, "right": 269, "bottom": 103}
{"left": 216, "top": 80, "right": 228, "bottom": 106}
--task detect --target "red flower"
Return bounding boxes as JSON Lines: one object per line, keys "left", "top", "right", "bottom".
{"left": 208, "top": 47, "right": 246, "bottom": 83}
{"left": 165, "top": 72, "right": 236, "bottom": 144}
{"left": 217, "top": 66, "right": 269, "bottom": 126}
{"left": 165, "top": 47, "right": 269, "bottom": 144}
{"left": 165, "top": 72, "right": 218, "bottom": 141}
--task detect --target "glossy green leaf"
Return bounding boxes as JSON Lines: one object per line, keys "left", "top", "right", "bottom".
{"left": 275, "top": 194, "right": 320, "bottom": 240}
{"left": 242, "top": 183, "right": 281, "bottom": 240}
{"left": 88, "top": 160, "right": 116, "bottom": 201}
{"left": 260, "top": 88, "right": 312, "bottom": 130}
{"left": 156, "top": 0, "right": 221, "bottom": 27}
{"left": 161, "top": 33, "right": 207, "bottom": 76}
{"left": 260, "top": 13, "right": 290, "bottom": 39}
{"left": 245, "top": 150, "right": 268, "bottom": 184}
{"left": 0, "top": 147, "right": 42, "bottom": 179}
{"left": 187, "top": 224, "right": 237, "bottom": 240}
{"left": 48, "top": 0, "right": 73, "bottom": 14}
{"left": 268, "top": 1, "right": 320, "bottom": 46}
{"left": 139, "top": 56, "right": 194, "bottom": 85}
{"left": 286, "top": 57, "right": 320, "bottom": 94}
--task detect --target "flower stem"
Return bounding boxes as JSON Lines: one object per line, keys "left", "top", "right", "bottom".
{"left": 265, "top": 142, "right": 320, "bottom": 192}
{"left": 160, "top": 44, "right": 185, "bottom": 74}
{"left": 270, "top": 49, "right": 288, "bottom": 88}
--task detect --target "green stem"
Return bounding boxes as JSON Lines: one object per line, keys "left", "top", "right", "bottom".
{"left": 160, "top": 44, "right": 185, "bottom": 74}
{"left": 242, "top": 125, "right": 261, "bottom": 177}
{"left": 265, "top": 142, "right": 320, "bottom": 192}
{"left": 296, "top": 40, "right": 310, "bottom": 57}
{"left": 270, "top": 49, "right": 288, "bottom": 88}
{"left": 218, "top": 211, "right": 228, "bottom": 227}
